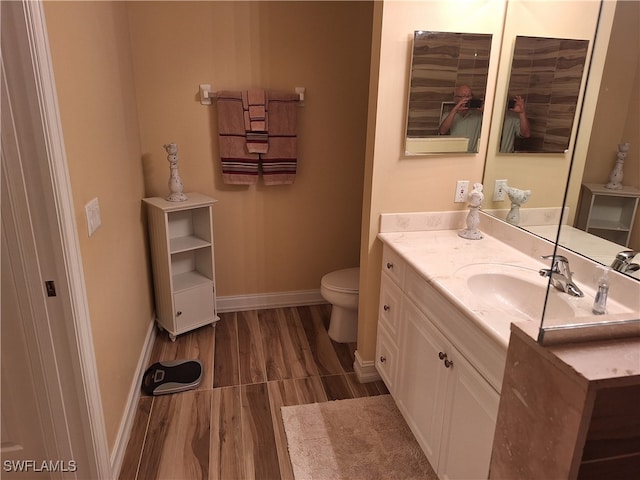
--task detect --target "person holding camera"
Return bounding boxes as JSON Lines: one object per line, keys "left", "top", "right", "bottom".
{"left": 438, "top": 85, "right": 483, "bottom": 153}
{"left": 500, "top": 95, "right": 531, "bottom": 152}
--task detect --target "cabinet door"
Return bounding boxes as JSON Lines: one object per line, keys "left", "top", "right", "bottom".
{"left": 396, "top": 297, "right": 450, "bottom": 467}
{"left": 375, "top": 323, "right": 398, "bottom": 394}
{"left": 438, "top": 347, "right": 500, "bottom": 480}
{"left": 174, "top": 284, "right": 215, "bottom": 333}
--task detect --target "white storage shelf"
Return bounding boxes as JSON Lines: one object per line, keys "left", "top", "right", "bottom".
{"left": 576, "top": 183, "right": 640, "bottom": 247}
{"left": 144, "top": 193, "right": 219, "bottom": 341}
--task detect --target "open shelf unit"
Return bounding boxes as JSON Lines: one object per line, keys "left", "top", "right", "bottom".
{"left": 575, "top": 183, "right": 640, "bottom": 247}
{"left": 143, "top": 193, "right": 219, "bottom": 341}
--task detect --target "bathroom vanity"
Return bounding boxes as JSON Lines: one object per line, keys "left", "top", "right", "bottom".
{"left": 375, "top": 212, "right": 640, "bottom": 480}
{"left": 377, "top": 243, "right": 503, "bottom": 479}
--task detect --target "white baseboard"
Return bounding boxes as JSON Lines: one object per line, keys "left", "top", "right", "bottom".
{"left": 110, "top": 316, "right": 157, "bottom": 477}
{"left": 216, "top": 289, "right": 326, "bottom": 313}
{"left": 353, "top": 350, "right": 381, "bottom": 383}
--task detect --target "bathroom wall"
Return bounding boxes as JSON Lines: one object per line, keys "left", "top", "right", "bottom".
{"left": 43, "top": 2, "right": 154, "bottom": 450}
{"left": 359, "top": 0, "right": 508, "bottom": 363}
{"left": 127, "top": 1, "right": 373, "bottom": 297}
{"left": 43, "top": 0, "right": 373, "bottom": 453}
{"left": 581, "top": 0, "right": 640, "bottom": 248}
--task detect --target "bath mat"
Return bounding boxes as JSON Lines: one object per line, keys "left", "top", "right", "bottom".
{"left": 281, "top": 394, "right": 437, "bottom": 480}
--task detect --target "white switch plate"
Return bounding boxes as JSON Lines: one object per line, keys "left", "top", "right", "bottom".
{"left": 493, "top": 179, "right": 508, "bottom": 202}
{"left": 85, "top": 197, "right": 101, "bottom": 236}
{"left": 454, "top": 180, "right": 469, "bottom": 203}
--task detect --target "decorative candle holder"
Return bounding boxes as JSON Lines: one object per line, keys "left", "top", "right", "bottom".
{"left": 505, "top": 186, "right": 531, "bottom": 226}
{"left": 605, "top": 142, "right": 630, "bottom": 190}
{"left": 459, "top": 183, "right": 484, "bottom": 240}
{"left": 164, "top": 143, "right": 187, "bottom": 202}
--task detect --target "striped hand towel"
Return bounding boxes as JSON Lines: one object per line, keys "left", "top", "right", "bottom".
{"left": 217, "top": 90, "right": 259, "bottom": 185}
{"left": 261, "top": 91, "right": 299, "bottom": 185}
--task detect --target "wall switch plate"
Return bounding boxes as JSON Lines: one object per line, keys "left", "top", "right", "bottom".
{"left": 493, "top": 179, "right": 508, "bottom": 202}
{"left": 454, "top": 180, "right": 470, "bottom": 203}
{"left": 85, "top": 197, "right": 101, "bottom": 236}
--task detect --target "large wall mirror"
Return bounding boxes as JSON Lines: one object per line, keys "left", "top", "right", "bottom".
{"left": 484, "top": 0, "right": 639, "bottom": 283}
{"left": 405, "top": 31, "right": 492, "bottom": 154}
{"left": 500, "top": 35, "right": 589, "bottom": 153}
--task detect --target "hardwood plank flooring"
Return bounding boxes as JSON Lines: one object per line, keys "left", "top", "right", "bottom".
{"left": 120, "top": 304, "right": 388, "bottom": 480}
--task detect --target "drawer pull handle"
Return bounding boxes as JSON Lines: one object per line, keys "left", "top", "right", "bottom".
{"left": 383, "top": 304, "right": 391, "bottom": 311}
{"left": 386, "top": 262, "right": 394, "bottom": 270}
{"left": 439, "top": 352, "right": 454, "bottom": 368}
{"left": 176, "top": 311, "right": 182, "bottom": 317}
{"left": 379, "top": 355, "right": 386, "bottom": 363}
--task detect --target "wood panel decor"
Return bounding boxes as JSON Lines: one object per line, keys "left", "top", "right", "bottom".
{"left": 502, "top": 36, "right": 589, "bottom": 153}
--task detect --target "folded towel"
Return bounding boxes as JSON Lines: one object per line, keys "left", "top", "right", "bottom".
{"left": 244, "top": 89, "right": 269, "bottom": 154}
{"left": 262, "top": 91, "right": 299, "bottom": 185}
{"left": 217, "top": 91, "right": 259, "bottom": 184}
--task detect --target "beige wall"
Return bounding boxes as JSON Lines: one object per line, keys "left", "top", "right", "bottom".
{"left": 44, "top": 0, "right": 373, "bottom": 453}
{"left": 127, "top": 1, "right": 373, "bottom": 296}
{"left": 581, "top": 0, "right": 640, "bottom": 249}
{"left": 43, "top": 1, "right": 154, "bottom": 450}
{"left": 358, "top": 0, "right": 508, "bottom": 361}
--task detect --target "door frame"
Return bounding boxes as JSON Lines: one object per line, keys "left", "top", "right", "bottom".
{"left": 2, "top": 1, "right": 110, "bottom": 477}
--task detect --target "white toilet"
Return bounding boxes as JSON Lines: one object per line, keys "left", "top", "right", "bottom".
{"left": 320, "top": 267, "right": 359, "bottom": 343}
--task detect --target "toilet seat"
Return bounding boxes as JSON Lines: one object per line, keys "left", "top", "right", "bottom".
{"left": 321, "top": 267, "right": 359, "bottom": 294}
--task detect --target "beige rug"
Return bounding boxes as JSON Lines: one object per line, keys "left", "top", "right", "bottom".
{"left": 281, "top": 394, "right": 438, "bottom": 480}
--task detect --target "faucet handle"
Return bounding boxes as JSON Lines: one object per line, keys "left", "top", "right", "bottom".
{"left": 611, "top": 250, "right": 640, "bottom": 272}
{"left": 615, "top": 250, "right": 639, "bottom": 261}
{"left": 541, "top": 254, "right": 569, "bottom": 268}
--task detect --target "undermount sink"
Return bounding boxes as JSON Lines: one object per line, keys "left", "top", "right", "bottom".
{"left": 456, "top": 263, "right": 576, "bottom": 321}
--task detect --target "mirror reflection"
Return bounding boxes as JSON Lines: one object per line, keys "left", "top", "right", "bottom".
{"left": 405, "top": 31, "right": 492, "bottom": 154}
{"left": 485, "top": 1, "right": 639, "bottom": 282}
{"left": 500, "top": 35, "right": 589, "bottom": 153}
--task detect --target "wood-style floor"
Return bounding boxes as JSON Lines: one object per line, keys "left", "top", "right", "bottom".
{"left": 119, "top": 304, "right": 388, "bottom": 480}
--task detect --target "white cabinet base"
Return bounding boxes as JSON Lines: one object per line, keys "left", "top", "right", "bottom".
{"left": 144, "top": 193, "right": 219, "bottom": 341}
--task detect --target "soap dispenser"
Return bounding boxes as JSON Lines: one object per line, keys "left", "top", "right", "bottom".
{"left": 592, "top": 266, "right": 610, "bottom": 315}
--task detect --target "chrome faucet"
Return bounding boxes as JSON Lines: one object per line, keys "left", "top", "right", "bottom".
{"left": 539, "top": 255, "right": 584, "bottom": 297}
{"left": 610, "top": 250, "right": 640, "bottom": 273}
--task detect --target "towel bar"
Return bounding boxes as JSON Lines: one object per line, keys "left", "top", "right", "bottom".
{"left": 199, "top": 84, "right": 305, "bottom": 105}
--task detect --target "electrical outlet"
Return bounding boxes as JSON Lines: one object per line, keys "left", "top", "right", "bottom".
{"left": 493, "top": 179, "right": 508, "bottom": 202}
{"left": 454, "top": 180, "right": 470, "bottom": 203}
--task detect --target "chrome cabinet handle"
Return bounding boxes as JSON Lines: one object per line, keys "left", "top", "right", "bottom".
{"left": 379, "top": 355, "right": 386, "bottom": 363}
{"left": 386, "top": 262, "right": 393, "bottom": 270}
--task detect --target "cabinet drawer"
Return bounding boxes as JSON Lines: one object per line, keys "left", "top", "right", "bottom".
{"left": 379, "top": 273, "right": 403, "bottom": 337}
{"left": 376, "top": 323, "right": 398, "bottom": 394}
{"left": 382, "top": 246, "right": 405, "bottom": 287}
{"left": 174, "top": 284, "right": 215, "bottom": 332}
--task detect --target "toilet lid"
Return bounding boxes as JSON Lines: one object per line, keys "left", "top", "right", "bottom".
{"left": 321, "top": 267, "right": 359, "bottom": 294}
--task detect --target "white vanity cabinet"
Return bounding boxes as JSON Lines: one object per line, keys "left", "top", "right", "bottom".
{"left": 143, "top": 193, "right": 219, "bottom": 341}
{"left": 376, "top": 244, "right": 503, "bottom": 480}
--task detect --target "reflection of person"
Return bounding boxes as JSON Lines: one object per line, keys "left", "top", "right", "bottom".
{"left": 438, "top": 85, "right": 482, "bottom": 153}
{"left": 500, "top": 95, "right": 531, "bottom": 152}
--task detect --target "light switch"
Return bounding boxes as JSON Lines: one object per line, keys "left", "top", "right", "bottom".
{"left": 85, "top": 197, "right": 101, "bottom": 236}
